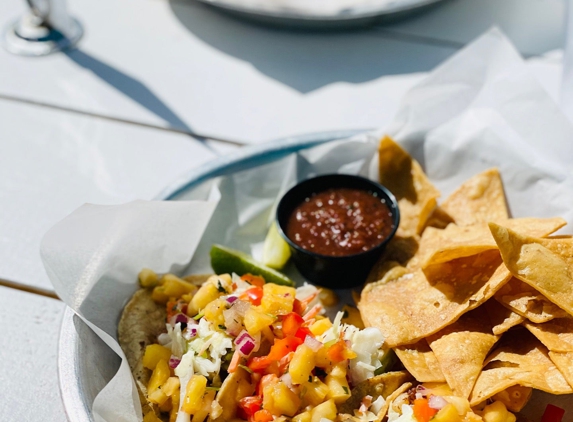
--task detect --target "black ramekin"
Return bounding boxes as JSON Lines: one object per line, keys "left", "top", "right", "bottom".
{"left": 276, "top": 174, "right": 400, "bottom": 289}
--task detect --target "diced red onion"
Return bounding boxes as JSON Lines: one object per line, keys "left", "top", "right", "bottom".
{"left": 226, "top": 296, "right": 238, "bottom": 304}
{"left": 169, "top": 356, "right": 181, "bottom": 369}
{"left": 223, "top": 308, "right": 243, "bottom": 336}
{"left": 175, "top": 314, "right": 188, "bottom": 324}
{"left": 428, "top": 395, "right": 448, "bottom": 410}
{"left": 304, "top": 335, "right": 323, "bottom": 352}
{"left": 415, "top": 385, "right": 429, "bottom": 398}
{"left": 235, "top": 330, "right": 253, "bottom": 346}
{"left": 239, "top": 340, "right": 255, "bottom": 356}
{"left": 184, "top": 326, "right": 198, "bottom": 340}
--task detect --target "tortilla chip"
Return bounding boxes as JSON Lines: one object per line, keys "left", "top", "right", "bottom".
{"left": 469, "top": 329, "right": 573, "bottom": 407}
{"left": 494, "top": 277, "right": 569, "bottom": 324}
{"left": 441, "top": 168, "right": 508, "bottom": 226}
{"left": 427, "top": 308, "right": 499, "bottom": 399}
{"left": 489, "top": 224, "right": 573, "bottom": 317}
{"left": 483, "top": 299, "right": 525, "bottom": 336}
{"left": 524, "top": 318, "right": 573, "bottom": 352}
{"left": 378, "top": 136, "right": 440, "bottom": 237}
{"left": 548, "top": 351, "right": 573, "bottom": 389}
{"left": 394, "top": 340, "right": 446, "bottom": 382}
{"left": 118, "top": 289, "right": 167, "bottom": 416}
{"left": 423, "top": 218, "right": 565, "bottom": 268}
{"left": 366, "top": 235, "right": 420, "bottom": 283}
{"left": 360, "top": 251, "right": 511, "bottom": 347}
{"left": 423, "top": 206, "right": 455, "bottom": 230}
{"left": 338, "top": 371, "right": 414, "bottom": 414}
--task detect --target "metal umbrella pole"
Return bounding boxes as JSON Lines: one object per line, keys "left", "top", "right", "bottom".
{"left": 3, "top": 0, "right": 83, "bottom": 56}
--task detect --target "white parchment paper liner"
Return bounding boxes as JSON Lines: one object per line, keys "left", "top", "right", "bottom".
{"left": 41, "top": 28, "right": 573, "bottom": 422}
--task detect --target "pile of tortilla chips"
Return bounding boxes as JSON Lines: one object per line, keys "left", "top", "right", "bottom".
{"left": 359, "top": 136, "right": 573, "bottom": 412}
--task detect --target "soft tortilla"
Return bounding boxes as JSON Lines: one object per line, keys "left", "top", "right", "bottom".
{"left": 378, "top": 136, "right": 440, "bottom": 238}
{"left": 440, "top": 168, "right": 508, "bottom": 226}
{"left": 118, "top": 288, "right": 167, "bottom": 416}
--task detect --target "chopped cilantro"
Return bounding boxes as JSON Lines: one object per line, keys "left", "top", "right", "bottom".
{"left": 206, "top": 386, "right": 221, "bottom": 391}
{"left": 239, "top": 364, "right": 253, "bottom": 374}
{"left": 193, "top": 312, "right": 204, "bottom": 320}
{"left": 218, "top": 324, "right": 226, "bottom": 330}
{"left": 343, "top": 386, "right": 349, "bottom": 394}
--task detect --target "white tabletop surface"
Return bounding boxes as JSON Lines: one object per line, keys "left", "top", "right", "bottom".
{"left": 0, "top": 0, "right": 567, "bottom": 420}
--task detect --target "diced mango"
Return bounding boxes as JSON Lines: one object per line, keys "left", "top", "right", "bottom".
{"left": 310, "top": 399, "right": 337, "bottom": 422}
{"left": 159, "top": 397, "right": 172, "bottom": 412}
{"left": 181, "top": 375, "right": 208, "bottom": 414}
{"left": 169, "top": 389, "right": 180, "bottom": 422}
{"left": 443, "top": 396, "right": 470, "bottom": 416}
{"left": 260, "top": 283, "right": 296, "bottom": 315}
{"left": 270, "top": 382, "right": 301, "bottom": 417}
{"left": 151, "top": 288, "right": 170, "bottom": 305}
{"left": 433, "top": 403, "right": 462, "bottom": 422}
{"left": 309, "top": 318, "right": 332, "bottom": 336}
{"left": 244, "top": 307, "right": 275, "bottom": 336}
{"left": 139, "top": 268, "right": 159, "bottom": 288}
{"left": 340, "top": 305, "right": 364, "bottom": 329}
{"left": 483, "top": 401, "right": 516, "bottom": 422}
{"left": 204, "top": 298, "right": 227, "bottom": 327}
{"left": 293, "top": 411, "right": 312, "bottom": 422}
{"left": 148, "top": 359, "right": 170, "bottom": 393}
{"left": 143, "top": 412, "right": 163, "bottom": 422}
{"left": 191, "top": 389, "right": 216, "bottom": 422}
{"left": 188, "top": 283, "right": 222, "bottom": 315}
{"left": 162, "top": 377, "right": 180, "bottom": 397}
{"left": 143, "top": 344, "right": 172, "bottom": 371}
{"left": 289, "top": 344, "right": 316, "bottom": 384}
{"left": 148, "top": 388, "right": 169, "bottom": 406}
{"left": 161, "top": 274, "right": 198, "bottom": 297}
{"left": 325, "top": 374, "right": 350, "bottom": 404}
{"left": 328, "top": 362, "right": 346, "bottom": 379}
{"left": 301, "top": 377, "right": 329, "bottom": 407}
{"left": 314, "top": 346, "right": 331, "bottom": 369}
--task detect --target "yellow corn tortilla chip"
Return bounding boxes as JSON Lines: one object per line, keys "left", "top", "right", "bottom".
{"left": 423, "top": 218, "right": 565, "bottom": 268}
{"left": 494, "top": 277, "right": 569, "bottom": 324}
{"left": 366, "top": 235, "right": 420, "bottom": 283}
{"left": 489, "top": 224, "right": 573, "bottom": 317}
{"left": 394, "top": 340, "right": 446, "bottom": 383}
{"left": 423, "top": 206, "right": 455, "bottom": 230}
{"left": 378, "top": 136, "right": 440, "bottom": 237}
{"left": 427, "top": 308, "right": 499, "bottom": 399}
{"left": 524, "top": 318, "right": 573, "bottom": 352}
{"left": 360, "top": 250, "right": 511, "bottom": 347}
{"left": 469, "top": 329, "right": 573, "bottom": 407}
{"left": 338, "top": 371, "right": 414, "bottom": 414}
{"left": 441, "top": 168, "right": 508, "bottom": 226}
{"left": 483, "top": 299, "right": 525, "bottom": 336}
{"left": 548, "top": 351, "right": 573, "bottom": 389}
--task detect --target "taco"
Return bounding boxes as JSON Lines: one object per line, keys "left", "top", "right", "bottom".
{"left": 119, "top": 270, "right": 401, "bottom": 422}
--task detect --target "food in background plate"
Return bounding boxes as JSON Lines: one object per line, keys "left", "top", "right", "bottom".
{"left": 359, "top": 136, "right": 573, "bottom": 417}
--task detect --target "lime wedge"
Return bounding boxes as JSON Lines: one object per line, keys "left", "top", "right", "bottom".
{"left": 210, "top": 244, "right": 294, "bottom": 287}
{"left": 262, "top": 222, "right": 292, "bottom": 270}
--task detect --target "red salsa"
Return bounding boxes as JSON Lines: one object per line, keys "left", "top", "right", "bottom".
{"left": 286, "top": 188, "right": 394, "bottom": 257}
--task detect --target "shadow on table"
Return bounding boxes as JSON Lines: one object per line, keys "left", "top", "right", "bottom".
{"left": 168, "top": 0, "right": 456, "bottom": 93}
{"left": 64, "top": 49, "right": 200, "bottom": 137}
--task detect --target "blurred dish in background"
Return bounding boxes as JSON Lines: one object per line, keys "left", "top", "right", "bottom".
{"left": 193, "top": 0, "right": 446, "bottom": 29}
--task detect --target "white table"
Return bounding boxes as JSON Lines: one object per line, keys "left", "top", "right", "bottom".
{"left": 0, "top": 0, "right": 566, "bottom": 419}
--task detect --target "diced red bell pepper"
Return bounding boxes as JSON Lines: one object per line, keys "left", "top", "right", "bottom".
{"left": 295, "top": 327, "right": 313, "bottom": 341}
{"left": 542, "top": 404, "right": 565, "bottom": 422}
{"left": 238, "top": 396, "right": 263, "bottom": 419}
{"left": 282, "top": 312, "right": 304, "bottom": 337}
{"left": 241, "top": 274, "right": 266, "bottom": 287}
{"left": 267, "top": 336, "right": 302, "bottom": 361}
{"left": 413, "top": 398, "right": 438, "bottom": 422}
{"left": 240, "top": 286, "right": 264, "bottom": 306}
